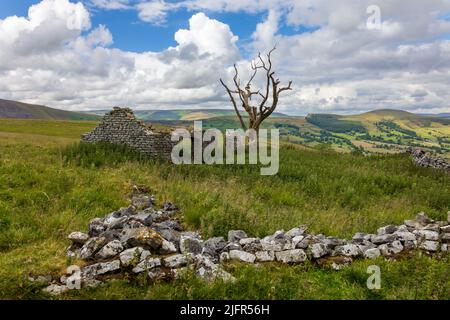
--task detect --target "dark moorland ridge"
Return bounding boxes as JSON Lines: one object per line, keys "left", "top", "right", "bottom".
{"left": 0, "top": 99, "right": 99, "bottom": 121}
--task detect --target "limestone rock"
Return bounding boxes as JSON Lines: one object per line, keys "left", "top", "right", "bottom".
{"left": 43, "top": 284, "right": 69, "bottom": 295}
{"left": 309, "top": 243, "right": 329, "bottom": 259}
{"left": 78, "top": 237, "right": 108, "bottom": 260}
{"left": 163, "top": 254, "right": 188, "bottom": 268}
{"left": 419, "top": 240, "right": 439, "bottom": 252}
{"left": 68, "top": 232, "right": 89, "bottom": 245}
{"left": 377, "top": 225, "right": 398, "bottom": 235}
{"left": 180, "top": 235, "right": 203, "bottom": 255}
{"left": 228, "top": 230, "right": 248, "bottom": 243}
{"left": 335, "top": 244, "right": 362, "bottom": 257}
{"left": 95, "top": 240, "right": 124, "bottom": 260}
{"left": 275, "top": 249, "right": 307, "bottom": 263}
{"left": 371, "top": 234, "right": 396, "bottom": 245}
{"left": 132, "top": 257, "right": 161, "bottom": 273}
{"left": 255, "top": 251, "right": 275, "bottom": 262}
{"left": 229, "top": 250, "right": 256, "bottom": 263}
{"left": 119, "top": 247, "right": 148, "bottom": 267}
{"left": 364, "top": 248, "right": 381, "bottom": 259}
{"left": 415, "top": 230, "right": 439, "bottom": 241}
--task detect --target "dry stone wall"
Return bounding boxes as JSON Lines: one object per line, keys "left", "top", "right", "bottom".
{"left": 38, "top": 187, "right": 450, "bottom": 295}
{"left": 81, "top": 107, "right": 175, "bottom": 159}
{"left": 410, "top": 148, "right": 450, "bottom": 172}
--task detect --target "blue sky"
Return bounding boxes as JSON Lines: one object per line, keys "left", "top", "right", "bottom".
{"left": 0, "top": 0, "right": 449, "bottom": 114}
{"left": 0, "top": 0, "right": 312, "bottom": 53}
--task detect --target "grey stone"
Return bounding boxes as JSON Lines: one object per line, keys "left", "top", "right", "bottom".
{"left": 157, "top": 228, "right": 180, "bottom": 244}
{"left": 309, "top": 243, "right": 330, "bottom": 258}
{"left": 419, "top": 240, "right": 439, "bottom": 252}
{"left": 440, "top": 233, "right": 450, "bottom": 243}
{"left": 180, "top": 235, "right": 203, "bottom": 255}
{"left": 378, "top": 240, "right": 403, "bottom": 256}
{"left": 43, "top": 284, "right": 69, "bottom": 295}
{"left": 129, "top": 212, "right": 153, "bottom": 226}
{"left": 161, "top": 239, "right": 177, "bottom": 254}
{"left": 323, "top": 237, "right": 345, "bottom": 248}
{"left": 68, "top": 232, "right": 89, "bottom": 244}
{"left": 260, "top": 238, "right": 284, "bottom": 251}
{"left": 95, "top": 240, "right": 124, "bottom": 260}
{"left": 195, "top": 255, "right": 235, "bottom": 283}
{"left": 223, "top": 242, "right": 241, "bottom": 251}
{"left": 78, "top": 237, "right": 108, "bottom": 260}
{"left": 371, "top": 234, "right": 396, "bottom": 244}
{"left": 415, "top": 230, "right": 439, "bottom": 241}
{"left": 82, "top": 260, "right": 121, "bottom": 278}
{"left": 275, "top": 249, "right": 307, "bottom": 263}
{"left": 291, "top": 235, "right": 305, "bottom": 248}
{"left": 228, "top": 230, "right": 248, "bottom": 243}
{"left": 229, "top": 250, "right": 256, "bottom": 263}
{"left": 255, "top": 251, "right": 275, "bottom": 262}
{"left": 131, "top": 194, "right": 153, "bottom": 210}
{"left": 422, "top": 224, "right": 440, "bottom": 232}
{"left": 203, "top": 237, "right": 227, "bottom": 256}
{"left": 163, "top": 254, "right": 188, "bottom": 268}
{"left": 440, "top": 225, "right": 450, "bottom": 233}
{"left": 364, "top": 248, "right": 381, "bottom": 259}
{"left": 239, "top": 238, "right": 262, "bottom": 253}
{"left": 377, "top": 225, "right": 398, "bottom": 235}
{"left": 119, "top": 247, "right": 148, "bottom": 267}
{"left": 132, "top": 258, "right": 161, "bottom": 273}
{"left": 153, "top": 220, "right": 182, "bottom": 231}
{"left": 416, "top": 212, "right": 432, "bottom": 225}
{"left": 394, "top": 231, "right": 416, "bottom": 242}
{"left": 335, "top": 244, "right": 362, "bottom": 257}
{"left": 88, "top": 218, "right": 106, "bottom": 237}
{"left": 120, "top": 227, "right": 172, "bottom": 253}
{"left": 285, "top": 226, "right": 307, "bottom": 239}
{"left": 219, "top": 252, "right": 230, "bottom": 262}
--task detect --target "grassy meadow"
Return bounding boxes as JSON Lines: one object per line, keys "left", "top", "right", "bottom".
{"left": 0, "top": 119, "right": 449, "bottom": 299}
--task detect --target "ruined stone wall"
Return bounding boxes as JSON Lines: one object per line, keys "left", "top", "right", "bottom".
{"left": 81, "top": 107, "right": 175, "bottom": 159}
{"left": 410, "top": 148, "right": 450, "bottom": 172}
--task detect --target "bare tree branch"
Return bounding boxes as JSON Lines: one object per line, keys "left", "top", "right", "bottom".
{"left": 220, "top": 47, "right": 292, "bottom": 131}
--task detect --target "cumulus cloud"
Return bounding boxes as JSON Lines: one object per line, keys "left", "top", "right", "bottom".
{"left": 0, "top": 1, "right": 240, "bottom": 111}
{"left": 1, "top": 0, "right": 450, "bottom": 114}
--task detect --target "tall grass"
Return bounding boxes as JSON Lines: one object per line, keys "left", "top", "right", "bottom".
{"left": 0, "top": 133, "right": 449, "bottom": 299}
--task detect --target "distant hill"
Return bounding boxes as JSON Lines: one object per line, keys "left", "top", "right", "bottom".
{"left": 417, "top": 112, "right": 450, "bottom": 118}
{"left": 87, "top": 109, "right": 287, "bottom": 121}
{"left": 0, "top": 99, "right": 100, "bottom": 121}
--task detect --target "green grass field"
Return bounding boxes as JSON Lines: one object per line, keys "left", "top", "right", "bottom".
{"left": 0, "top": 119, "right": 449, "bottom": 299}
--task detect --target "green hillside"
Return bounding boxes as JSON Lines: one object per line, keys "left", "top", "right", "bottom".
{"left": 0, "top": 118, "right": 448, "bottom": 299}
{"left": 88, "top": 109, "right": 287, "bottom": 121}
{"left": 0, "top": 99, "right": 100, "bottom": 121}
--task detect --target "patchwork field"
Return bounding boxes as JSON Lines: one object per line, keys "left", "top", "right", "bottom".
{"left": 0, "top": 118, "right": 448, "bottom": 299}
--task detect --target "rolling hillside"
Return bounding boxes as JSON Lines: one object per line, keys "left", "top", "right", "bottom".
{"left": 0, "top": 99, "right": 100, "bottom": 121}
{"left": 88, "top": 109, "right": 287, "bottom": 121}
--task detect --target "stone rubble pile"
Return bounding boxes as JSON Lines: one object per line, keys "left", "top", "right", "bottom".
{"left": 41, "top": 188, "right": 450, "bottom": 295}
{"left": 410, "top": 148, "right": 450, "bottom": 172}
{"left": 81, "top": 107, "right": 175, "bottom": 158}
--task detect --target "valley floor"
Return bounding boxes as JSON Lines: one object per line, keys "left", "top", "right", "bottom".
{"left": 0, "top": 120, "right": 448, "bottom": 299}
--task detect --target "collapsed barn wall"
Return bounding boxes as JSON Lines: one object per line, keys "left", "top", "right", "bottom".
{"left": 81, "top": 107, "right": 175, "bottom": 158}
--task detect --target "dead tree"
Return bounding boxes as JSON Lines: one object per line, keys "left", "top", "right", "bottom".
{"left": 220, "top": 47, "right": 292, "bottom": 132}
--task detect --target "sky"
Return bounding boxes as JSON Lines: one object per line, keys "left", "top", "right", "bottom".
{"left": 0, "top": 0, "right": 450, "bottom": 115}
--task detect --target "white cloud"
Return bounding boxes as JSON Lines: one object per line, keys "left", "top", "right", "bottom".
{"left": 136, "top": 0, "right": 177, "bottom": 25}
{"left": 1, "top": 0, "right": 450, "bottom": 114}
{"left": 89, "top": 0, "right": 131, "bottom": 10}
